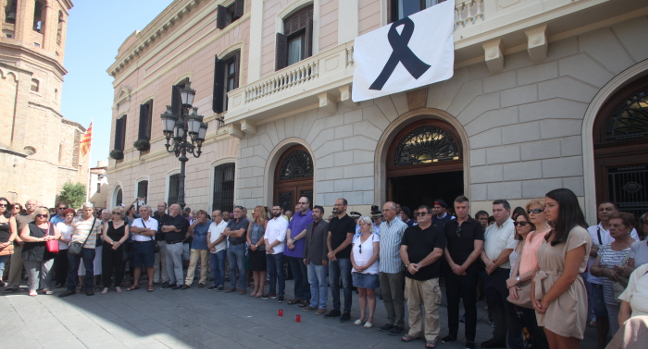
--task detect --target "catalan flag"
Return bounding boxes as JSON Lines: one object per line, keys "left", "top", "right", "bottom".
{"left": 80, "top": 122, "right": 92, "bottom": 156}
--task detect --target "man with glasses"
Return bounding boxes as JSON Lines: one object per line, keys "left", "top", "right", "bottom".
{"left": 128, "top": 205, "right": 158, "bottom": 291}
{"left": 153, "top": 201, "right": 171, "bottom": 287}
{"left": 302, "top": 205, "right": 330, "bottom": 315}
{"left": 264, "top": 204, "right": 289, "bottom": 301}
{"left": 441, "top": 196, "right": 483, "bottom": 349}
{"left": 223, "top": 205, "right": 249, "bottom": 294}
{"left": 377, "top": 201, "right": 408, "bottom": 336}
{"left": 50, "top": 202, "right": 69, "bottom": 225}
{"left": 5, "top": 199, "right": 38, "bottom": 292}
{"left": 207, "top": 210, "right": 228, "bottom": 290}
{"left": 161, "top": 204, "right": 190, "bottom": 290}
{"left": 284, "top": 197, "right": 313, "bottom": 305}
{"left": 325, "top": 198, "right": 356, "bottom": 322}
{"left": 400, "top": 205, "right": 446, "bottom": 347}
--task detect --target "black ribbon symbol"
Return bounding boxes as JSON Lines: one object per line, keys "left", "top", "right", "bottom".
{"left": 369, "top": 17, "right": 431, "bottom": 91}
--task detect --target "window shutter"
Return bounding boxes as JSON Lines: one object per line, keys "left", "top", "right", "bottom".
{"left": 147, "top": 100, "right": 153, "bottom": 140}
{"left": 216, "top": 5, "right": 227, "bottom": 29}
{"left": 138, "top": 103, "right": 149, "bottom": 140}
{"left": 171, "top": 85, "right": 182, "bottom": 117}
{"left": 114, "top": 118, "right": 122, "bottom": 150}
{"left": 304, "top": 17, "right": 313, "bottom": 59}
{"left": 115, "top": 116, "right": 126, "bottom": 151}
{"left": 275, "top": 32, "right": 288, "bottom": 71}
{"left": 389, "top": 0, "right": 399, "bottom": 23}
{"left": 213, "top": 56, "right": 225, "bottom": 113}
{"left": 233, "top": 51, "right": 240, "bottom": 90}
{"left": 234, "top": 0, "right": 244, "bottom": 18}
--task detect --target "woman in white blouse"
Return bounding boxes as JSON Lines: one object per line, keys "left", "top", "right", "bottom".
{"left": 350, "top": 216, "right": 380, "bottom": 328}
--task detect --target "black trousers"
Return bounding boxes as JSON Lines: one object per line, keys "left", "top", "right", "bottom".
{"left": 102, "top": 242, "right": 124, "bottom": 287}
{"left": 484, "top": 267, "right": 524, "bottom": 349}
{"left": 518, "top": 306, "right": 549, "bottom": 349}
{"left": 54, "top": 249, "right": 68, "bottom": 285}
{"left": 445, "top": 269, "right": 479, "bottom": 342}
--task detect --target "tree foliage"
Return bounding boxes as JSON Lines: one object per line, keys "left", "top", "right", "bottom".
{"left": 58, "top": 182, "right": 86, "bottom": 209}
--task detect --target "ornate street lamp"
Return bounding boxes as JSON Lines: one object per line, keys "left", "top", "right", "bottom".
{"left": 160, "top": 81, "right": 208, "bottom": 208}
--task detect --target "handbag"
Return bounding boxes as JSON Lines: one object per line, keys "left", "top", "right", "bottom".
{"left": 507, "top": 280, "right": 533, "bottom": 309}
{"left": 0, "top": 243, "right": 13, "bottom": 256}
{"left": 613, "top": 251, "right": 631, "bottom": 303}
{"left": 69, "top": 217, "right": 96, "bottom": 256}
{"left": 44, "top": 223, "right": 59, "bottom": 253}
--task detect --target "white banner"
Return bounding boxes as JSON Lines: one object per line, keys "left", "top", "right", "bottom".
{"left": 352, "top": 0, "right": 455, "bottom": 102}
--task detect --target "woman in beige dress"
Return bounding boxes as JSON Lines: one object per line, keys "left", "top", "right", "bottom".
{"left": 530, "top": 188, "right": 592, "bottom": 349}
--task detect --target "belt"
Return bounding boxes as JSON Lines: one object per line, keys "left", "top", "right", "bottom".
{"left": 133, "top": 240, "right": 154, "bottom": 243}
{"left": 167, "top": 241, "right": 183, "bottom": 245}
{"left": 230, "top": 240, "right": 246, "bottom": 246}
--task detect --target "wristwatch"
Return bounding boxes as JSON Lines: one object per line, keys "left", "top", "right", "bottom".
{"left": 405, "top": 263, "right": 410, "bottom": 268}
{"left": 516, "top": 276, "right": 520, "bottom": 282}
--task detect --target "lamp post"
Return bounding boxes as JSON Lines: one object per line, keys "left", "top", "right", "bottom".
{"left": 160, "top": 82, "right": 208, "bottom": 208}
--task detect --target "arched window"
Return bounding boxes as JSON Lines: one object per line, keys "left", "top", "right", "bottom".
{"left": 393, "top": 126, "right": 460, "bottom": 166}
{"left": 274, "top": 145, "right": 313, "bottom": 212}
{"left": 278, "top": 149, "right": 314, "bottom": 180}
{"left": 115, "top": 187, "right": 123, "bottom": 207}
{"left": 601, "top": 87, "right": 648, "bottom": 143}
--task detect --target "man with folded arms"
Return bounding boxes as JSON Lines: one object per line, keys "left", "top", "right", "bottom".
{"left": 161, "top": 204, "right": 189, "bottom": 290}
{"left": 182, "top": 210, "right": 212, "bottom": 289}
{"left": 264, "top": 204, "right": 289, "bottom": 300}
{"left": 128, "top": 205, "right": 158, "bottom": 291}
{"left": 223, "top": 205, "right": 249, "bottom": 294}
{"left": 302, "top": 205, "right": 330, "bottom": 315}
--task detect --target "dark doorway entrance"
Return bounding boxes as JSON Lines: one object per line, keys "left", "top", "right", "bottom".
{"left": 389, "top": 171, "right": 464, "bottom": 211}
{"left": 273, "top": 145, "right": 314, "bottom": 213}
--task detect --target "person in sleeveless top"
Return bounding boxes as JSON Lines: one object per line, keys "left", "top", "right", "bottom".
{"left": 531, "top": 188, "right": 592, "bottom": 349}
{"left": 351, "top": 216, "right": 381, "bottom": 328}
{"left": 20, "top": 207, "right": 61, "bottom": 296}
{"left": 247, "top": 206, "right": 267, "bottom": 298}
{"left": 101, "top": 206, "right": 129, "bottom": 294}
{"left": 0, "top": 198, "right": 18, "bottom": 287}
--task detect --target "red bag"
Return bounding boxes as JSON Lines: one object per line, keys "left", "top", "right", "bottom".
{"left": 44, "top": 223, "right": 59, "bottom": 253}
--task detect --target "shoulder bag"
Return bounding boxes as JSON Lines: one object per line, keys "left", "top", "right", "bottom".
{"left": 613, "top": 250, "right": 631, "bottom": 303}
{"left": 143, "top": 218, "right": 160, "bottom": 253}
{"left": 45, "top": 223, "right": 59, "bottom": 253}
{"left": 69, "top": 217, "right": 96, "bottom": 256}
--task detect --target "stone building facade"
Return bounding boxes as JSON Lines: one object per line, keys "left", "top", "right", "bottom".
{"left": 107, "top": 0, "right": 648, "bottom": 223}
{"left": 0, "top": 0, "right": 89, "bottom": 207}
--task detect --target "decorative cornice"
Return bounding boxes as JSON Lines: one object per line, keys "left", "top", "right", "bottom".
{"left": 0, "top": 41, "right": 68, "bottom": 77}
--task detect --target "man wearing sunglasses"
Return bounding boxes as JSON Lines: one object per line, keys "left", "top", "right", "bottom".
{"left": 5, "top": 199, "right": 38, "bottom": 292}
{"left": 399, "top": 205, "right": 446, "bottom": 348}
{"left": 441, "top": 196, "right": 484, "bottom": 349}
{"left": 285, "top": 197, "right": 313, "bottom": 305}
{"left": 50, "top": 202, "right": 69, "bottom": 225}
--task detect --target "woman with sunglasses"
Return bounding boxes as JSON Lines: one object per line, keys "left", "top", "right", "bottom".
{"left": 101, "top": 207, "right": 129, "bottom": 294}
{"left": 54, "top": 208, "right": 76, "bottom": 288}
{"left": 507, "top": 201, "right": 550, "bottom": 349}
{"left": 531, "top": 188, "right": 592, "bottom": 349}
{"left": 0, "top": 198, "right": 18, "bottom": 287}
{"left": 350, "top": 216, "right": 381, "bottom": 328}
{"left": 20, "top": 207, "right": 60, "bottom": 296}
{"left": 11, "top": 203, "right": 23, "bottom": 217}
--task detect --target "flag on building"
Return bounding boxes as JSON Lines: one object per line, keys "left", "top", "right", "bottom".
{"left": 81, "top": 122, "right": 92, "bottom": 156}
{"left": 352, "top": 0, "right": 455, "bottom": 102}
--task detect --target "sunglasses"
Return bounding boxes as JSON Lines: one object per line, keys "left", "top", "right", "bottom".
{"left": 0, "top": 204, "right": 7, "bottom": 207}
{"left": 513, "top": 221, "right": 530, "bottom": 227}
{"left": 298, "top": 202, "right": 308, "bottom": 205}
{"left": 456, "top": 226, "right": 462, "bottom": 237}
{"left": 415, "top": 212, "right": 429, "bottom": 217}
{"left": 527, "top": 208, "right": 544, "bottom": 214}
{"left": 358, "top": 243, "right": 362, "bottom": 254}
{"left": 35, "top": 214, "right": 48, "bottom": 218}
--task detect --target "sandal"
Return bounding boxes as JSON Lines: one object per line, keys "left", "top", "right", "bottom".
{"left": 425, "top": 340, "right": 437, "bottom": 348}
{"left": 29, "top": 290, "right": 38, "bottom": 296}
{"left": 147, "top": 285, "right": 154, "bottom": 292}
{"left": 126, "top": 285, "right": 140, "bottom": 291}
{"left": 401, "top": 334, "right": 419, "bottom": 342}
{"left": 115, "top": 287, "right": 122, "bottom": 293}
{"left": 101, "top": 287, "right": 109, "bottom": 295}
{"left": 43, "top": 289, "right": 54, "bottom": 295}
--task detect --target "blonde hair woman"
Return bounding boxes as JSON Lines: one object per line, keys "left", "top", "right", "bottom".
{"left": 247, "top": 206, "right": 267, "bottom": 298}
{"left": 20, "top": 207, "right": 60, "bottom": 296}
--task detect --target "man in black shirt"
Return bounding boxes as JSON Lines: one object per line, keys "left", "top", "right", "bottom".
{"left": 325, "top": 198, "right": 355, "bottom": 322}
{"left": 161, "top": 204, "right": 189, "bottom": 290}
{"left": 153, "top": 201, "right": 172, "bottom": 286}
{"left": 223, "top": 205, "right": 249, "bottom": 294}
{"left": 441, "top": 196, "right": 484, "bottom": 349}
{"left": 400, "top": 205, "right": 445, "bottom": 347}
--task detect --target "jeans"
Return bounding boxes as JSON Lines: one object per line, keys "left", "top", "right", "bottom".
{"left": 329, "top": 257, "right": 352, "bottom": 313}
{"left": 165, "top": 242, "right": 184, "bottom": 286}
{"left": 24, "top": 259, "right": 54, "bottom": 292}
{"left": 582, "top": 272, "right": 596, "bottom": 323}
{"left": 606, "top": 302, "right": 621, "bottom": 336}
{"left": 307, "top": 262, "right": 328, "bottom": 309}
{"left": 209, "top": 250, "right": 226, "bottom": 287}
{"left": 287, "top": 256, "right": 309, "bottom": 300}
{"left": 0, "top": 254, "right": 10, "bottom": 277}
{"left": 67, "top": 248, "right": 95, "bottom": 292}
{"left": 267, "top": 253, "right": 285, "bottom": 296}
{"left": 484, "top": 268, "right": 524, "bottom": 349}
{"left": 227, "top": 244, "right": 246, "bottom": 289}
{"left": 445, "top": 270, "right": 479, "bottom": 342}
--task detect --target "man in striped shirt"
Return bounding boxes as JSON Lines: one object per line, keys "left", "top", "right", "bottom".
{"left": 377, "top": 201, "right": 409, "bottom": 336}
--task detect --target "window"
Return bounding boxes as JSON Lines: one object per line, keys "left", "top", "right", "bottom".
{"left": 212, "top": 52, "right": 240, "bottom": 113}
{"left": 137, "top": 180, "right": 149, "bottom": 202}
{"left": 72, "top": 130, "right": 80, "bottom": 167}
{"left": 171, "top": 78, "right": 188, "bottom": 119}
{"left": 394, "top": 126, "right": 459, "bottom": 166}
{"left": 4, "top": 0, "right": 16, "bottom": 24}
{"left": 275, "top": 6, "right": 313, "bottom": 70}
{"left": 33, "top": 1, "right": 44, "bottom": 32}
{"left": 114, "top": 115, "right": 127, "bottom": 151}
{"left": 97, "top": 183, "right": 101, "bottom": 194}
{"left": 56, "top": 11, "right": 63, "bottom": 45}
{"left": 168, "top": 174, "right": 181, "bottom": 206}
{"left": 138, "top": 99, "right": 153, "bottom": 141}
{"left": 389, "top": 0, "right": 444, "bottom": 22}
{"left": 30, "top": 79, "right": 39, "bottom": 92}
{"left": 213, "top": 163, "right": 235, "bottom": 212}
{"left": 216, "top": 0, "right": 244, "bottom": 29}
{"left": 115, "top": 187, "right": 123, "bottom": 207}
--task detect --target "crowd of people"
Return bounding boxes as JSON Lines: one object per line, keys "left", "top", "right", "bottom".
{"left": 0, "top": 189, "right": 647, "bottom": 349}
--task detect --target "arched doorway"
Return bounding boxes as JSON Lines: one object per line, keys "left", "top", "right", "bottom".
{"left": 594, "top": 79, "right": 648, "bottom": 217}
{"left": 386, "top": 119, "right": 464, "bottom": 211}
{"left": 114, "top": 186, "right": 123, "bottom": 208}
{"left": 273, "top": 145, "right": 314, "bottom": 213}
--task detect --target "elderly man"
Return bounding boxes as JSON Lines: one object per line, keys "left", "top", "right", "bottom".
{"left": 377, "top": 201, "right": 409, "bottom": 335}
{"left": 400, "top": 205, "right": 446, "bottom": 347}
{"left": 264, "top": 204, "right": 289, "bottom": 300}
{"left": 5, "top": 199, "right": 38, "bottom": 292}
{"left": 153, "top": 201, "right": 171, "bottom": 286}
{"left": 59, "top": 202, "right": 103, "bottom": 297}
{"left": 183, "top": 210, "right": 212, "bottom": 289}
{"left": 207, "top": 210, "right": 228, "bottom": 290}
{"left": 302, "top": 205, "right": 330, "bottom": 315}
{"left": 128, "top": 205, "right": 158, "bottom": 291}
{"left": 223, "top": 205, "right": 249, "bottom": 294}
{"left": 161, "top": 204, "right": 189, "bottom": 290}
{"left": 285, "top": 197, "right": 313, "bottom": 305}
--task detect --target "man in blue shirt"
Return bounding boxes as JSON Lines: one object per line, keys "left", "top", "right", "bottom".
{"left": 182, "top": 210, "right": 212, "bottom": 289}
{"left": 50, "top": 202, "right": 68, "bottom": 225}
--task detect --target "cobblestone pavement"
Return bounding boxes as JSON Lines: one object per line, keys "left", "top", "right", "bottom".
{"left": 1, "top": 279, "right": 597, "bottom": 348}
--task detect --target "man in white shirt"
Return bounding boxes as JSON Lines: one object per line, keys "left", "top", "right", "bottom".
{"left": 586, "top": 202, "right": 640, "bottom": 345}
{"left": 207, "top": 210, "right": 228, "bottom": 291}
{"left": 479, "top": 199, "right": 523, "bottom": 349}
{"left": 128, "top": 205, "right": 158, "bottom": 291}
{"left": 264, "top": 204, "right": 289, "bottom": 299}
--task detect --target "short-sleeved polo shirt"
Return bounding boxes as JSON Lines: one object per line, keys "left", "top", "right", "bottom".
{"left": 328, "top": 214, "right": 356, "bottom": 259}
{"left": 401, "top": 224, "right": 445, "bottom": 281}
